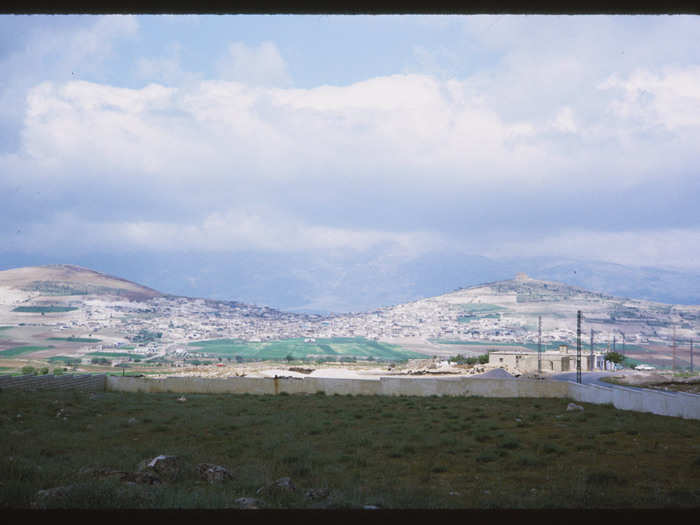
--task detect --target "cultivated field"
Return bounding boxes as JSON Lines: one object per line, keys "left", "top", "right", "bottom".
{"left": 188, "top": 337, "right": 428, "bottom": 361}
{"left": 1, "top": 390, "right": 699, "bottom": 509}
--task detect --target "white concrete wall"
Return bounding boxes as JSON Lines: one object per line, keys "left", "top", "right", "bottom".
{"left": 567, "top": 382, "right": 700, "bottom": 420}
{"left": 105, "top": 375, "right": 700, "bottom": 420}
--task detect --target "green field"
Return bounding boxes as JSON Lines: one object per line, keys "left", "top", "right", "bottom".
{"left": 46, "top": 356, "right": 81, "bottom": 363}
{"left": 188, "top": 337, "right": 427, "bottom": 361}
{"left": 0, "top": 390, "right": 698, "bottom": 509}
{"left": 0, "top": 345, "right": 52, "bottom": 357}
{"left": 47, "top": 337, "right": 102, "bottom": 343}
{"left": 87, "top": 352, "right": 135, "bottom": 358}
{"left": 12, "top": 306, "right": 78, "bottom": 314}
{"left": 0, "top": 326, "right": 13, "bottom": 331}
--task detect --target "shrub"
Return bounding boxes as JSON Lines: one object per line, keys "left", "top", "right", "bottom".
{"left": 586, "top": 470, "right": 626, "bottom": 486}
{"left": 39, "top": 367, "right": 49, "bottom": 375}
{"left": 477, "top": 354, "right": 489, "bottom": 364}
{"left": 21, "top": 366, "right": 35, "bottom": 376}
{"left": 500, "top": 439, "right": 520, "bottom": 450}
{"left": 476, "top": 452, "right": 497, "bottom": 463}
{"left": 53, "top": 368, "right": 64, "bottom": 376}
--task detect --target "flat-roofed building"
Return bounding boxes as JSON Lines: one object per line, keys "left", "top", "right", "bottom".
{"left": 488, "top": 350, "right": 609, "bottom": 373}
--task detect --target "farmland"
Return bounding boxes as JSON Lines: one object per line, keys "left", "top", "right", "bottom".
{"left": 11, "top": 306, "right": 78, "bottom": 314}
{"left": 0, "top": 345, "right": 52, "bottom": 358}
{"left": 188, "top": 337, "right": 428, "bottom": 361}
{"left": 47, "top": 337, "right": 102, "bottom": 343}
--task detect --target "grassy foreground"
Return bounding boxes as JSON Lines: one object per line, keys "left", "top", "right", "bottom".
{"left": 0, "top": 390, "right": 699, "bottom": 509}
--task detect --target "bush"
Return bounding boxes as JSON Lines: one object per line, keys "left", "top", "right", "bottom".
{"left": 53, "top": 368, "right": 64, "bottom": 376}
{"left": 39, "top": 367, "right": 49, "bottom": 375}
{"left": 604, "top": 351, "right": 625, "bottom": 364}
{"left": 477, "top": 354, "right": 489, "bottom": 364}
{"left": 21, "top": 366, "right": 35, "bottom": 376}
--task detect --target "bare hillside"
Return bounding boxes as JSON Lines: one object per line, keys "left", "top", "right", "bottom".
{"left": 0, "top": 264, "right": 162, "bottom": 301}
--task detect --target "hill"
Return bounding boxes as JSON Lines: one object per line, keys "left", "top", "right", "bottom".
{"left": 0, "top": 264, "right": 163, "bottom": 302}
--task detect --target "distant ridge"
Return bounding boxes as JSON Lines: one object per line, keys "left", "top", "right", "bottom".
{"left": 0, "top": 264, "right": 163, "bottom": 301}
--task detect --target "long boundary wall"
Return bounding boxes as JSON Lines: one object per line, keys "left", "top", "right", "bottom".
{"left": 0, "top": 374, "right": 107, "bottom": 392}
{"left": 3, "top": 373, "right": 697, "bottom": 420}
{"left": 106, "top": 375, "right": 570, "bottom": 398}
{"left": 567, "top": 381, "right": 700, "bottom": 420}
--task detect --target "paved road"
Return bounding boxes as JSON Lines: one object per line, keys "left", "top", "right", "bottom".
{"left": 549, "top": 371, "right": 673, "bottom": 393}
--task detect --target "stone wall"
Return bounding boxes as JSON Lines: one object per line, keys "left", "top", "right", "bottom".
{"left": 105, "top": 374, "right": 700, "bottom": 420}
{"left": 0, "top": 374, "right": 107, "bottom": 392}
{"left": 568, "top": 381, "right": 700, "bottom": 420}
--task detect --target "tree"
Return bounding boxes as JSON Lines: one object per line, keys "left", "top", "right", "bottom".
{"left": 604, "top": 351, "right": 624, "bottom": 364}
{"left": 286, "top": 353, "right": 294, "bottom": 363}
{"left": 21, "top": 366, "right": 36, "bottom": 375}
{"left": 39, "top": 367, "right": 49, "bottom": 375}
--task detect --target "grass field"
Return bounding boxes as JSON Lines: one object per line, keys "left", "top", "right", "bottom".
{"left": 0, "top": 345, "right": 52, "bottom": 357}
{"left": 188, "top": 337, "right": 427, "bottom": 361}
{"left": 0, "top": 390, "right": 698, "bottom": 509}
{"left": 0, "top": 326, "right": 13, "bottom": 331}
{"left": 87, "top": 352, "right": 136, "bottom": 358}
{"left": 47, "top": 337, "right": 102, "bottom": 343}
{"left": 11, "top": 306, "right": 78, "bottom": 314}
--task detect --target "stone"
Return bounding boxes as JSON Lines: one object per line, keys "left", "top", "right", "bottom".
{"left": 32, "top": 485, "right": 77, "bottom": 508}
{"left": 177, "top": 396, "right": 187, "bottom": 402}
{"left": 79, "top": 467, "right": 162, "bottom": 485}
{"left": 566, "top": 403, "right": 584, "bottom": 412}
{"left": 137, "top": 455, "right": 180, "bottom": 482}
{"left": 256, "top": 476, "right": 295, "bottom": 495}
{"left": 127, "top": 417, "right": 138, "bottom": 424}
{"left": 234, "top": 497, "right": 264, "bottom": 509}
{"left": 304, "top": 488, "right": 330, "bottom": 500}
{"left": 196, "top": 463, "right": 234, "bottom": 484}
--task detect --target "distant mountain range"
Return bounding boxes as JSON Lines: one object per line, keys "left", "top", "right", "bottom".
{"left": 1, "top": 251, "right": 699, "bottom": 313}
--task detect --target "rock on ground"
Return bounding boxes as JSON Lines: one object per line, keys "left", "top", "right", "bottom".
{"left": 137, "top": 455, "right": 180, "bottom": 482}
{"left": 566, "top": 403, "right": 584, "bottom": 411}
{"left": 196, "top": 463, "right": 234, "bottom": 484}
{"left": 234, "top": 497, "right": 265, "bottom": 509}
{"left": 256, "top": 476, "right": 295, "bottom": 496}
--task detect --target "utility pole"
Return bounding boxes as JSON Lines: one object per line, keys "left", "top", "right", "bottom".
{"left": 620, "top": 331, "right": 625, "bottom": 356}
{"left": 576, "top": 310, "right": 582, "bottom": 384}
{"left": 538, "top": 315, "right": 542, "bottom": 374}
{"left": 590, "top": 328, "right": 594, "bottom": 371}
{"left": 672, "top": 326, "right": 677, "bottom": 371}
{"left": 690, "top": 339, "right": 694, "bottom": 373}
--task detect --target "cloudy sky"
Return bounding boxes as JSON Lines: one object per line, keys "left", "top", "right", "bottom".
{"left": 1, "top": 15, "right": 700, "bottom": 306}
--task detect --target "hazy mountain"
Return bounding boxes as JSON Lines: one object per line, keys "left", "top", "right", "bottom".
{"left": 1, "top": 251, "right": 698, "bottom": 312}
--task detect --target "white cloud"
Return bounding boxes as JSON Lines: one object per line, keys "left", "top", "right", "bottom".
{"left": 216, "top": 41, "right": 292, "bottom": 87}
{"left": 3, "top": 23, "right": 700, "bottom": 272}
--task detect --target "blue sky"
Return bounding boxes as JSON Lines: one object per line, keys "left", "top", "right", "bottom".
{"left": 2, "top": 14, "right": 700, "bottom": 290}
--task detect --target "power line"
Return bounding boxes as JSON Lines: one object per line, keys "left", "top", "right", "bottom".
{"left": 538, "top": 315, "right": 542, "bottom": 374}
{"left": 576, "top": 310, "right": 582, "bottom": 384}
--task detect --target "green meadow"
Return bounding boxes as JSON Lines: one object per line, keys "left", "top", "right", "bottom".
{"left": 188, "top": 337, "right": 427, "bottom": 361}
{"left": 47, "top": 337, "right": 102, "bottom": 343}
{"left": 12, "top": 306, "right": 78, "bottom": 314}
{"left": 0, "top": 390, "right": 698, "bottom": 509}
{"left": 0, "top": 345, "right": 52, "bottom": 357}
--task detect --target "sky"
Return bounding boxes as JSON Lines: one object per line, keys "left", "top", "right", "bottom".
{"left": 1, "top": 14, "right": 700, "bottom": 306}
